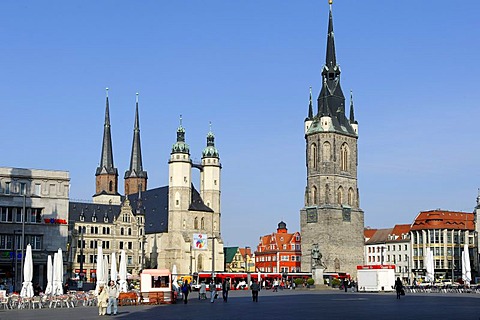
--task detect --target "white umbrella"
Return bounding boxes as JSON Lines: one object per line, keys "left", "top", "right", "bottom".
{"left": 53, "top": 248, "right": 64, "bottom": 295}
{"left": 111, "top": 252, "right": 118, "bottom": 282}
{"left": 462, "top": 244, "right": 471, "bottom": 285}
{"left": 119, "top": 250, "right": 128, "bottom": 292}
{"left": 172, "top": 264, "right": 179, "bottom": 290}
{"left": 103, "top": 255, "right": 109, "bottom": 285}
{"left": 20, "top": 244, "right": 34, "bottom": 298}
{"left": 44, "top": 255, "right": 53, "bottom": 295}
{"left": 95, "top": 246, "right": 104, "bottom": 295}
{"left": 425, "top": 250, "right": 435, "bottom": 283}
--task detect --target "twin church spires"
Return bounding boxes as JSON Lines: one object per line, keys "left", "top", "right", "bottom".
{"left": 94, "top": 89, "right": 145, "bottom": 200}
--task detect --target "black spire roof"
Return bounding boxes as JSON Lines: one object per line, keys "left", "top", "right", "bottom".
{"left": 307, "top": 86, "right": 313, "bottom": 120}
{"left": 125, "top": 93, "right": 148, "bottom": 179}
{"left": 312, "top": 2, "right": 357, "bottom": 137}
{"left": 349, "top": 90, "right": 357, "bottom": 124}
{"left": 96, "top": 89, "right": 118, "bottom": 176}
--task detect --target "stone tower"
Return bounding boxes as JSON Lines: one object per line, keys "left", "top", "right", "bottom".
{"left": 168, "top": 116, "right": 192, "bottom": 229}
{"left": 300, "top": 1, "right": 364, "bottom": 277}
{"left": 200, "top": 125, "right": 222, "bottom": 235}
{"left": 124, "top": 93, "right": 148, "bottom": 196}
{"left": 94, "top": 88, "right": 121, "bottom": 205}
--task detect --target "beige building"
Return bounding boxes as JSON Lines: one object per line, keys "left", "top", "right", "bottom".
{"left": 0, "top": 167, "right": 70, "bottom": 291}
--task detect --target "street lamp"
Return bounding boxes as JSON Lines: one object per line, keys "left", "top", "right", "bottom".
{"left": 208, "top": 236, "right": 218, "bottom": 283}
{"left": 245, "top": 246, "right": 251, "bottom": 288}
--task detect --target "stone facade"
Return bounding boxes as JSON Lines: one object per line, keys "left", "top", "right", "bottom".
{"left": 300, "top": 3, "right": 364, "bottom": 278}
{"left": 0, "top": 167, "right": 70, "bottom": 291}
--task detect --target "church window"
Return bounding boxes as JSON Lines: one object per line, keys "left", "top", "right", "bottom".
{"left": 197, "top": 254, "right": 204, "bottom": 271}
{"left": 183, "top": 219, "right": 186, "bottom": 229}
{"left": 340, "top": 143, "right": 349, "bottom": 171}
{"left": 175, "top": 192, "right": 180, "bottom": 207}
{"left": 348, "top": 188, "right": 354, "bottom": 206}
{"left": 128, "top": 228, "right": 132, "bottom": 236}
{"left": 121, "top": 228, "right": 124, "bottom": 235}
{"left": 201, "top": 218, "right": 205, "bottom": 229}
{"left": 213, "top": 221, "right": 217, "bottom": 231}
{"left": 214, "top": 180, "right": 217, "bottom": 185}
{"left": 312, "top": 186, "right": 318, "bottom": 205}
{"left": 194, "top": 217, "right": 199, "bottom": 229}
{"left": 310, "top": 143, "right": 317, "bottom": 169}
{"left": 184, "top": 177, "right": 187, "bottom": 183}
{"left": 337, "top": 186, "right": 343, "bottom": 205}
{"left": 109, "top": 181, "right": 113, "bottom": 192}
{"left": 322, "top": 142, "right": 331, "bottom": 162}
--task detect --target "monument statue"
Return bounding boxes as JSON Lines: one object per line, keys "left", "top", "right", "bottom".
{"left": 311, "top": 243, "right": 325, "bottom": 268}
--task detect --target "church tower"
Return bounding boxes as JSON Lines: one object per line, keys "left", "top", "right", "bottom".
{"left": 200, "top": 124, "right": 222, "bottom": 235}
{"left": 168, "top": 116, "right": 192, "bottom": 231}
{"left": 124, "top": 93, "right": 148, "bottom": 196}
{"left": 94, "top": 88, "right": 121, "bottom": 204}
{"left": 300, "top": 1, "right": 364, "bottom": 277}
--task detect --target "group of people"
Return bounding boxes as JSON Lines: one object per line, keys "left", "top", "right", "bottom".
{"left": 181, "top": 278, "right": 261, "bottom": 304}
{"left": 97, "top": 280, "right": 120, "bottom": 316}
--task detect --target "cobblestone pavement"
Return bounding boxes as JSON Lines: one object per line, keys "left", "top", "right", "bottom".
{"left": 1, "top": 289, "right": 480, "bottom": 320}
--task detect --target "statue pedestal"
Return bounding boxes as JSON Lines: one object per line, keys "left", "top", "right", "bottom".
{"left": 313, "top": 266, "right": 325, "bottom": 286}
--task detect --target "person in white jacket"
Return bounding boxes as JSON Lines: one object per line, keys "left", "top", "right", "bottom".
{"left": 106, "top": 280, "right": 120, "bottom": 315}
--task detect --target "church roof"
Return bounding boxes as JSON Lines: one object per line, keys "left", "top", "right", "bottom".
{"left": 96, "top": 90, "right": 118, "bottom": 176}
{"left": 224, "top": 247, "right": 239, "bottom": 264}
{"left": 70, "top": 184, "right": 212, "bottom": 235}
{"left": 125, "top": 94, "right": 147, "bottom": 179}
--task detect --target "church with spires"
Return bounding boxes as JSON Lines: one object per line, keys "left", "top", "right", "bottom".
{"left": 300, "top": 1, "right": 365, "bottom": 277}
{"left": 68, "top": 90, "right": 224, "bottom": 280}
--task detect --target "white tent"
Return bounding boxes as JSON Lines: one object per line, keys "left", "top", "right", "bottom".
{"left": 119, "top": 250, "right": 128, "bottom": 292}
{"left": 111, "top": 252, "right": 118, "bottom": 282}
{"left": 20, "top": 244, "right": 34, "bottom": 298}
{"left": 462, "top": 244, "right": 471, "bottom": 285}
{"left": 44, "top": 255, "right": 53, "bottom": 295}
{"left": 95, "top": 246, "right": 104, "bottom": 295}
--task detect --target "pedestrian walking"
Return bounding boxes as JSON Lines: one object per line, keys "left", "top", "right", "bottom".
{"left": 199, "top": 281, "right": 207, "bottom": 300}
{"left": 106, "top": 280, "right": 119, "bottom": 315}
{"left": 273, "top": 279, "right": 278, "bottom": 292}
{"left": 97, "top": 284, "right": 108, "bottom": 316}
{"left": 251, "top": 279, "right": 260, "bottom": 302}
{"left": 182, "top": 280, "right": 191, "bottom": 304}
{"left": 394, "top": 277, "right": 403, "bottom": 300}
{"left": 209, "top": 279, "right": 216, "bottom": 303}
{"left": 222, "top": 279, "right": 230, "bottom": 302}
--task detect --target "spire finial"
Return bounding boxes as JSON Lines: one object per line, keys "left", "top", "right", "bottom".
{"left": 136, "top": 92, "right": 139, "bottom": 103}
{"left": 329, "top": 0, "right": 333, "bottom": 5}
{"left": 179, "top": 114, "right": 183, "bottom": 126}
{"left": 106, "top": 87, "right": 109, "bottom": 97}
{"left": 209, "top": 121, "right": 212, "bottom": 132}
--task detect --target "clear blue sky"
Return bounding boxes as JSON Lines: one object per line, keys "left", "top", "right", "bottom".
{"left": 1, "top": 1, "right": 479, "bottom": 249}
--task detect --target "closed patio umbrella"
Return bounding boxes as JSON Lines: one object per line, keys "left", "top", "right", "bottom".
{"left": 95, "top": 246, "right": 104, "bottom": 295}
{"left": 20, "top": 244, "right": 34, "bottom": 298}
{"left": 119, "top": 250, "right": 127, "bottom": 292}
{"left": 462, "top": 244, "right": 471, "bottom": 285}
{"left": 44, "top": 255, "right": 53, "bottom": 295}
{"left": 53, "top": 248, "right": 64, "bottom": 295}
{"left": 111, "top": 252, "right": 117, "bottom": 282}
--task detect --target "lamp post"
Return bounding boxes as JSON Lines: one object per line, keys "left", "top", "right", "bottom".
{"left": 208, "top": 236, "right": 217, "bottom": 283}
{"left": 245, "top": 246, "right": 251, "bottom": 288}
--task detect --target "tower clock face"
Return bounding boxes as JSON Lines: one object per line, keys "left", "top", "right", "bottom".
{"left": 306, "top": 208, "right": 318, "bottom": 223}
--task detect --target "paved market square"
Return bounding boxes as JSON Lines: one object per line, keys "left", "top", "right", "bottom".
{"left": 1, "top": 289, "right": 480, "bottom": 320}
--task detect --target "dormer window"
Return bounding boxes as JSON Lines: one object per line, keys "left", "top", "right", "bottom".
{"left": 92, "top": 215, "right": 97, "bottom": 222}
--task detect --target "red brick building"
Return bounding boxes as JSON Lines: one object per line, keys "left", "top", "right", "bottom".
{"left": 255, "top": 221, "right": 301, "bottom": 273}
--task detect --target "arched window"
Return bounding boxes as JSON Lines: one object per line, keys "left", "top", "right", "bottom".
{"left": 201, "top": 217, "right": 205, "bottom": 229}
{"left": 322, "top": 142, "right": 331, "bottom": 162}
{"left": 175, "top": 192, "right": 180, "bottom": 207}
{"left": 348, "top": 188, "right": 355, "bottom": 206}
{"left": 194, "top": 217, "right": 199, "bottom": 229}
{"left": 312, "top": 186, "right": 318, "bottom": 205}
{"left": 310, "top": 143, "right": 317, "bottom": 169}
{"left": 337, "top": 186, "right": 344, "bottom": 205}
{"left": 340, "top": 143, "right": 349, "bottom": 171}
{"left": 197, "top": 254, "right": 204, "bottom": 271}
{"left": 121, "top": 227, "right": 124, "bottom": 236}
{"left": 109, "top": 181, "right": 113, "bottom": 192}
{"left": 128, "top": 228, "right": 132, "bottom": 236}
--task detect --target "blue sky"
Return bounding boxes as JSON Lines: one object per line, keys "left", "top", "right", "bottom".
{"left": 1, "top": 1, "right": 479, "bottom": 249}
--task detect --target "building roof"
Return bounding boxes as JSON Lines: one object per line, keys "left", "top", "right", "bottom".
{"left": 71, "top": 184, "right": 212, "bottom": 235}
{"left": 239, "top": 247, "right": 252, "bottom": 257}
{"left": 410, "top": 210, "right": 474, "bottom": 231}
{"left": 365, "top": 228, "right": 393, "bottom": 245}
{"left": 364, "top": 228, "right": 377, "bottom": 240}
{"left": 224, "top": 247, "right": 239, "bottom": 264}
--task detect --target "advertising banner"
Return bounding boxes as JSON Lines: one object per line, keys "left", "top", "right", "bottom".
{"left": 193, "top": 233, "right": 208, "bottom": 250}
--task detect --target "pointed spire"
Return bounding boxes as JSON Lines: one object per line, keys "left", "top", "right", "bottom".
{"left": 125, "top": 93, "right": 147, "bottom": 180}
{"left": 307, "top": 87, "right": 313, "bottom": 119}
{"left": 203, "top": 122, "right": 219, "bottom": 158}
{"left": 326, "top": 0, "right": 337, "bottom": 69}
{"left": 349, "top": 90, "right": 357, "bottom": 124}
{"left": 96, "top": 87, "right": 116, "bottom": 176}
